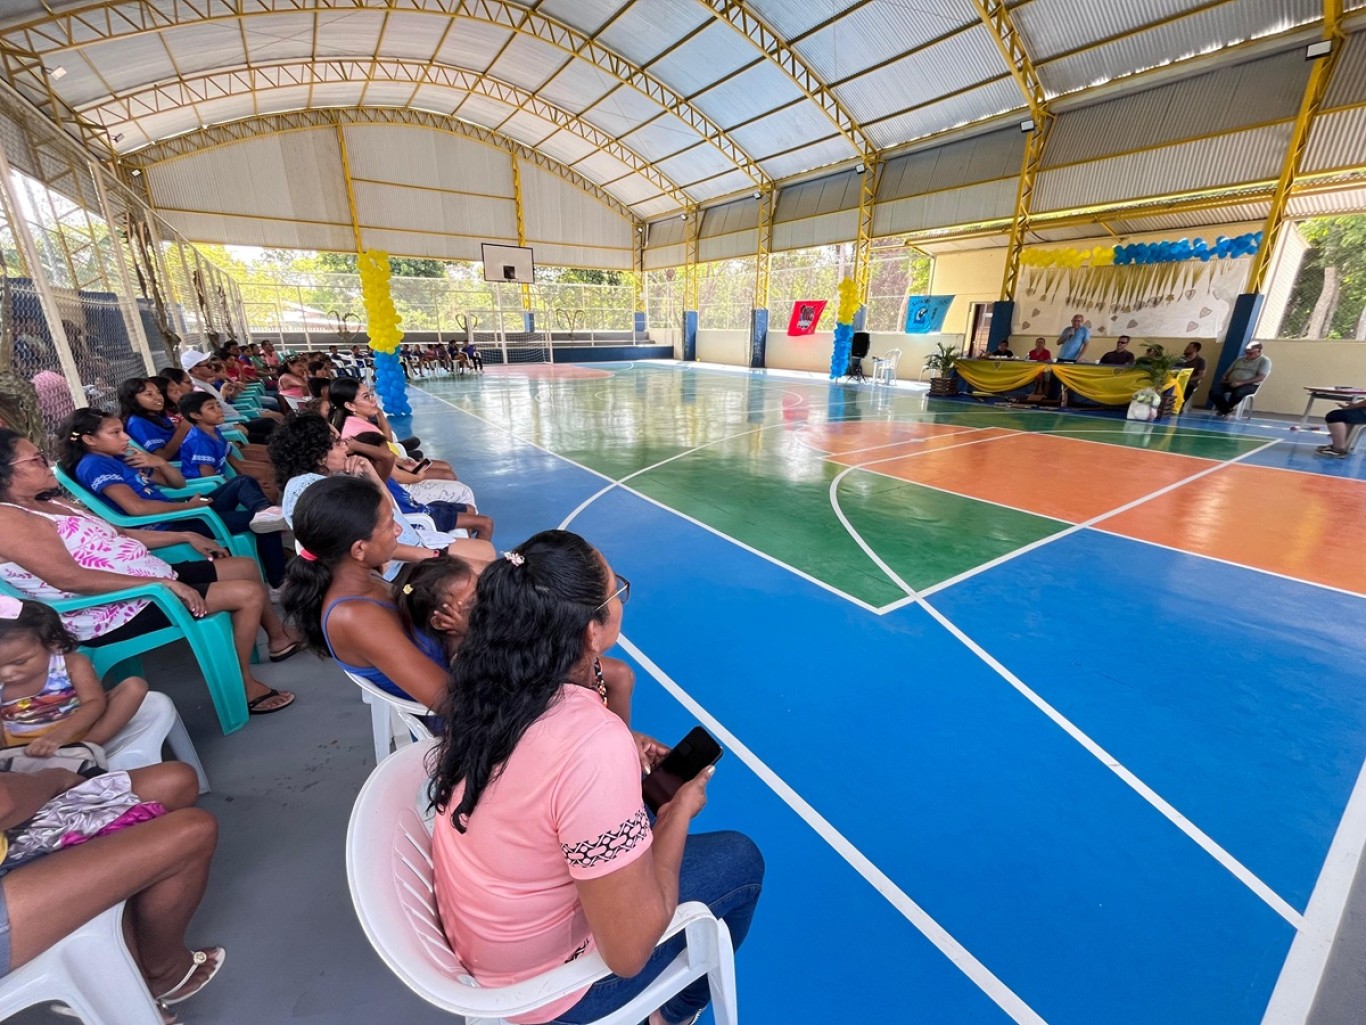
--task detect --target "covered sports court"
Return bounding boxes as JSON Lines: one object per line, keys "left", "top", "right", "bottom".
{"left": 0, "top": 2, "right": 1364, "bottom": 1024}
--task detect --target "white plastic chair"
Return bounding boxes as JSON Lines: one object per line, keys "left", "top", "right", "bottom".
{"left": 0, "top": 901, "right": 162, "bottom": 1024}
{"left": 346, "top": 742, "right": 739, "bottom": 1025}
{"left": 1234, "top": 393, "right": 1256, "bottom": 419}
{"left": 871, "top": 348, "right": 902, "bottom": 386}
{"left": 104, "top": 690, "right": 210, "bottom": 794}
{"left": 345, "top": 670, "right": 434, "bottom": 765}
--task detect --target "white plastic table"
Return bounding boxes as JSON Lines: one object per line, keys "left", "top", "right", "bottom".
{"left": 1298, "top": 386, "right": 1366, "bottom": 429}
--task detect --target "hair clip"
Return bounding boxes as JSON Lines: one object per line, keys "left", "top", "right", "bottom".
{"left": 0, "top": 595, "right": 22, "bottom": 619}
{"left": 503, "top": 550, "right": 525, "bottom": 566}
{"left": 298, "top": 549, "right": 317, "bottom": 562}
{"left": 401, "top": 583, "right": 414, "bottom": 594}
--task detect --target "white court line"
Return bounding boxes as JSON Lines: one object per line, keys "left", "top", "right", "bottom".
{"left": 826, "top": 436, "right": 1304, "bottom": 922}
{"left": 915, "top": 598, "right": 1302, "bottom": 928}
{"left": 617, "top": 634, "right": 1051, "bottom": 1025}
{"left": 828, "top": 464, "right": 919, "bottom": 599}
{"left": 791, "top": 423, "right": 981, "bottom": 459}
{"left": 912, "top": 438, "right": 1284, "bottom": 602}
{"left": 1261, "top": 756, "right": 1366, "bottom": 1023}
{"left": 415, "top": 389, "right": 886, "bottom": 613}
{"left": 1088, "top": 526, "right": 1366, "bottom": 602}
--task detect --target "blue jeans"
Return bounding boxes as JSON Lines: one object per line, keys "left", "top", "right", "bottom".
{"left": 546, "top": 831, "right": 763, "bottom": 1025}
{"left": 181, "top": 475, "right": 286, "bottom": 585}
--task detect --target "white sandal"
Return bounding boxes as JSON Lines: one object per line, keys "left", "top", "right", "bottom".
{"left": 155, "top": 946, "right": 226, "bottom": 1006}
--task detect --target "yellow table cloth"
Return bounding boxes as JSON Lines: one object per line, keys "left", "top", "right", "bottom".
{"left": 954, "top": 359, "right": 1193, "bottom": 415}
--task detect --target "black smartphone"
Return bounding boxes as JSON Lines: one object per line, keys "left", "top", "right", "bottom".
{"left": 642, "top": 726, "right": 723, "bottom": 813}
{"left": 411, "top": 457, "right": 432, "bottom": 472}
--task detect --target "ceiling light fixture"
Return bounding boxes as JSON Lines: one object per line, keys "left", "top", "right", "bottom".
{"left": 111, "top": 132, "right": 124, "bottom": 143}
{"left": 1020, "top": 118, "right": 1036, "bottom": 133}
{"left": 752, "top": 190, "right": 762, "bottom": 199}
{"left": 48, "top": 66, "right": 66, "bottom": 80}
{"left": 855, "top": 161, "right": 866, "bottom": 174}
{"left": 1306, "top": 39, "right": 1333, "bottom": 59}
{"left": 130, "top": 168, "right": 142, "bottom": 177}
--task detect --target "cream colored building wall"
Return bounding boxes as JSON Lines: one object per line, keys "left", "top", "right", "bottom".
{"left": 1245, "top": 340, "right": 1366, "bottom": 416}
{"left": 929, "top": 248, "right": 1005, "bottom": 337}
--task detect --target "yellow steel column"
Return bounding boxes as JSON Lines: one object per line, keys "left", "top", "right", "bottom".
{"left": 852, "top": 159, "right": 879, "bottom": 306}
{"left": 683, "top": 206, "right": 700, "bottom": 311}
{"left": 754, "top": 187, "right": 773, "bottom": 310}
{"left": 1247, "top": 0, "right": 1345, "bottom": 294}
{"left": 334, "top": 121, "right": 363, "bottom": 253}
{"left": 971, "top": 0, "right": 1051, "bottom": 301}
{"left": 633, "top": 223, "right": 646, "bottom": 328}
{"left": 510, "top": 154, "right": 533, "bottom": 313}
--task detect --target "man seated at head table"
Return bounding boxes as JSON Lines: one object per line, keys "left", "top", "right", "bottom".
{"left": 992, "top": 342, "right": 1015, "bottom": 358}
{"left": 1098, "top": 335, "right": 1135, "bottom": 365}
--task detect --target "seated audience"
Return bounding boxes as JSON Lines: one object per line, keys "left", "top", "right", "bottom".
{"left": 280, "top": 475, "right": 449, "bottom": 708}
{"left": 1098, "top": 335, "right": 1135, "bottom": 365}
{"left": 428, "top": 530, "right": 763, "bottom": 1025}
{"left": 269, "top": 414, "right": 488, "bottom": 581}
{"left": 327, "top": 379, "right": 465, "bottom": 491}
{"left": 1178, "top": 342, "right": 1206, "bottom": 401}
{"left": 121, "top": 376, "right": 190, "bottom": 463}
{"left": 1211, "top": 342, "right": 1271, "bottom": 417}
{"left": 0, "top": 429, "right": 297, "bottom": 714}
{"left": 0, "top": 597, "right": 146, "bottom": 751}
{"left": 181, "top": 351, "right": 278, "bottom": 443}
{"left": 462, "top": 339, "right": 483, "bottom": 372}
{"left": 0, "top": 761, "right": 222, "bottom": 1020}
{"left": 59, "top": 409, "right": 288, "bottom": 588}
{"left": 1318, "top": 395, "right": 1366, "bottom": 458}
{"left": 275, "top": 356, "right": 309, "bottom": 401}
{"left": 397, "top": 554, "right": 633, "bottom": 721}
{"left": 177, "top": 393, "right": 279, "bottom": 501}
{"left": 349, "top": 430, "right": 489, "bottom": 539}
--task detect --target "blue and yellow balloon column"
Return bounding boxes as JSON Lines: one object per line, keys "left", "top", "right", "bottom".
{"left": 828, "top": 277, "right": 860, "bottom": 380}
{"left": 357, "top": 250, "right": 411, "bottom": 416}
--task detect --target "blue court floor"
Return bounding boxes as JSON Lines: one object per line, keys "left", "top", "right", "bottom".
{"left": 398, "top": 361, "right": 1366, "bottom": 1025}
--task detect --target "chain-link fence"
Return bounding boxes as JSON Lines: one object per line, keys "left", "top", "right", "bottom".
{"left": 0, "top": 80, "right": 250, "bottom": 444}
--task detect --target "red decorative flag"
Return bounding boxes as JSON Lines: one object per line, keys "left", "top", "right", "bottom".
{"left": 787, "top": 300, "right": 827, "bottom": 336}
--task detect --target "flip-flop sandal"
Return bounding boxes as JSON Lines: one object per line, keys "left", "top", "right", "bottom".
{"left": 268, "top": 640, "right": 304, "bottom": 663}
{"left": 247, "top": 688, "right": 295, "bottom": 715}
{"left": 156, "top": 946, "right": 226, "bottom": 1006}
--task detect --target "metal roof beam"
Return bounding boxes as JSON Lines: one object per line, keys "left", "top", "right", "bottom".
{"left": 88, "top": 58, "right": 692, "bottom": 207}
{"left": 1246, "top": 0, "right": 1345, "bottom": 294}
{"left": 696, "top": 0, "right": 873, "bottom": 159}
{"left": 1, "top": 0, "right": 770, "bottom": 187}
{"left": 124, "top": 106, "right": 637, "bottom": 222}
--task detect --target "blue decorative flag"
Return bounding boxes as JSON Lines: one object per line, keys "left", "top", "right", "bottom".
{"left": 904, "top": 295, "right": 953, "bottom": 334}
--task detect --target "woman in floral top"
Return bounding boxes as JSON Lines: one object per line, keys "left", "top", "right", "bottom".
{"left": 0, "top": 429, "right": 299, "bottom": 716}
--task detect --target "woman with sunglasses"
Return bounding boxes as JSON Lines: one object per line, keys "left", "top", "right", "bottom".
{"left": 428, "top": 530, "right": 763, "bottom": 1025}
{"left": 0, "top": 429, "right": 298, "bottom": 715}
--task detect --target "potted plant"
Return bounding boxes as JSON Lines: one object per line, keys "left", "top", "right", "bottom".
{"left": 1131, "top": 345, "right": 1182, "bottom": 420}
{"left": 924, "top": 341, "right": 960, "bottom": 397}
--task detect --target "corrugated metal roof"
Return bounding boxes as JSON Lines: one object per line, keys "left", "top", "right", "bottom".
{"left": 832, "top": 25, "right": 1007, "bottom": 124}
{"left": 573, "top": 149, "right": 636, "bottom": 186}
{"left": 649, "top": 21, "right": 762, "bottom": 97}
{"left": 645, "top": 216, "right": 688, "bottom": 248}
{"left": 454, "top": 94, "right": 518, "bottom": 130}
{"left": 700, "top": 229, "right": 758, "bottom": 263}
{"left": 729, "top": 102, "right": 851, "bottom": 160}
{"left": 535, "top": 0, "right": 624, "bottom": 37}
{"left": 656, "top": 143, "right": 738, "bottom": 187}
{"left": 536, "top": 129, "right": 601, "bottom": 166}
{"left": 536, "top": 59, "right": 621, "bottom": 115}
{"left": 604, "top": 174, "right": 663, "bottom": 205}
{"left": 352, "top": 180, "right": 515, "bottom": 239}
{"left": 1017, "top": 0, "right": 1204, "bottom": 62}
{"left": 794, "top": 1, "right": 976, "bottom": 85}
{"left": 514, "top": 162, "right": 634, "bottom": 249}
{"left": 1107, "top": 204, "right": 1270, "bottom": 233}
{"left": 344, "top": 124, "right": 514, "bottom": 197}
{"left": 150, "top": 22, "right": 245, "bottom": 78}
{"left": 488, "top": 33, "right": 570, "bottom": 94}
{"left": 774, "top": 169, "right": 861, "bottom": 222}
{"left": 1036, "top": 0, "right": 1321, "bottom": 97}
{"left": 1035, "top": 123, "right": 1292, "bottom": 211}
{"left": 596, "top": 1, "right": 711, "bottom": 65}
{"left": 631, "top": 195, "right": 681, "bottom": 219}
{"left": 862, "top": 77, "right": 1024, "bottom": 149}
{"left": 621, "top": 114, "right": 701, "bottom": 163}
{"left": 1287, "top": 187, "right": 1366, "bottom": 217}
{"left": 758, "top": 136, "right": 854, "bottom": 179}
{"left": 580, "top": 85, "right": 668, "bottom": 138}
{"left": 1044, "top": 49, "right": 1307, "bottom": 168}
{"left": 701, "top": 197, "right": 761, "bottom": 239}
{"left": 914, "top": 233, "right": 1012, "bottom": 253}
{"left": 498, "top": 111, "right": 559, "bottom": 148}
{"left": 433, "top": 19, "right": 514, "bottom": 74}
{"left": 878, "top": 128, "right": 1023, "bottom": 201}
{"left": 313, "top": 9, "right": 387, "bottom": 58}
{"left": 691, "top": 60, "right": 807, "bottom": 130}
{"left": 684, "top": 169, "right": 754, "bottom": 202}
{"left": 1324, "top": 30, "right": 1366, "bottom": 107}
{"left": 772, "top": 209, "right": 859, "bottom": 251}
{"left": 874, "top": 177, "right": 1016, "bottom": 235}
{"left": 160, "top": 209, "right": 356, "bottom": 253}
{"left": 742, "top": 0, "right": 853, "bottom": 40}
{"left": 1304, "top": 106, "right": 1366, "bottom": 173}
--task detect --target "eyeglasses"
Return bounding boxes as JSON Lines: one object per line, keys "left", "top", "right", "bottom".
{"left": 11, "top": 452, "right": 49, "bottom": 468}
{"left": 594, "top": 573, "right": 631, "bottom": 613}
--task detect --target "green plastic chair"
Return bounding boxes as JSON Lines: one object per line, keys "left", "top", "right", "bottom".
{"left": 53, "top": 465, "right": 260, "bottom": 565}
{"left": 0, "top": 574, "right": 248, "bottom": 734}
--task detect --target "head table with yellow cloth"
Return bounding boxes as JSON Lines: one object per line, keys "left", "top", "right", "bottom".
{"left": 954, "top": 359, "right": 1193, "bottom": 414}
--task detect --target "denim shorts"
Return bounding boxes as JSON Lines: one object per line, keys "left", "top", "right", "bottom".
{"left": 0, "top": 881, "right": 12, "bottom": 979}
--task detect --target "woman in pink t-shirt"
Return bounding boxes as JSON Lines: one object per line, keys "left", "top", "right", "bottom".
{"left": 429, "top": 531, "right": 763, "bottom": 1025}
